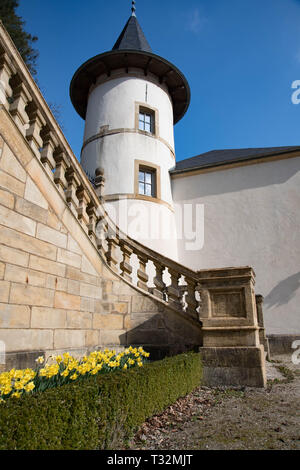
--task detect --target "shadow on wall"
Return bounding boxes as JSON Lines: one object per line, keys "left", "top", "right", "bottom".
{"left": 119, "top": 313, "right": 203, "bottom": 361}
{"left": 264, "top": 272, "right": 300, "bottom": 309}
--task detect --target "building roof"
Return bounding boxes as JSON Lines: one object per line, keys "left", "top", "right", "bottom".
{"left": 70, "top": 14, "right": 190, "bottom": 124}
{"left": 112, "top": 15, "right": 152, "bottom": 53}
{"left": 171, "top": 146, "right": 300, "bottom": 174}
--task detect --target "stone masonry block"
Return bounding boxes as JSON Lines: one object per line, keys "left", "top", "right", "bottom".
{"left": 10, "top": 283, "right": 54, "bottom": 307}
{"left": 26, "top": 158, "right": 66, "bottom": 219}
{"left": 57, "top": 248, "right": 81, "bottom": 269}
{"left": 99, "top": 329, "right": 126, "bottom": 346}
{"left": 0, "top": 170, "right": 24, "bottom": 197}
{"left": 85, "top": 330, "right": 99, "bottom": 347}
{"left": 0, "top": 280, "right": 10, "bottom": 302}
{"left": 15, "top": 197, "right": 48, "bottom": 224}
{"left": 31, "top": 307, "right": 67, "bottom": 329}
{"left": 80, "top": 282, "right": 101, "bottom": 299}
{"left": 24, "top": 176, "right": 48, "bottom": 209}
{"left": 80, "top": 297, "right": 95, "bottom": 313}
{"left": 66, "top": 311, "right": 92, "bottom": 329}
{"left": 0, "top": 303, "right": 31, "bottom": 328}
{"left": 0, "top": 108, "right": 34, "bottom": 167}
{"left": 132, "top": 295, "right": 164, "bottom": 313}
{"left": 5, "top": 264, "right": 46, "bottom": 287}
{"left": 0, "top": 329, "right": 53, "bottom": 352}
{"left": 54, "top": 329, "right": 86, "bottom": 349}
{"left": 54, "top": 291, "right": 81, "bottom": 310}
{"left": 111, "top": 302, "right": 129, "bottom": 314}
{"left": 67, "top": 279, "right": 80, "bottom": 295}
{"left": 0, "top": 245, "right": 29, "bottom": 267}
{"left": 93, "top": 314, "right": 124, "bottom": 330}
{"left": 67, "top": 235, "right": 82, "bottom": 254}
{"left": 94, "top": 300, "right": 112, "bottom": 314}
{"left": 81, "top": 256, "right": 98, "bottom": 277}
{"left": 45, "top": 275, "right": 68, "bottom": 291}
{"left": 29, "top": 255, "right": 66, "bottom": 278}
{"left": 36, "top": 223, "right": 67, "bottom": 249}
{"left": 0, "top": 143, "right": 26, "bottom": 182}
{"left": 0, "top": 188, "right": 14, "bottom": 209}
{"left": 0, "top": 204, "right": 36, "bottom": 237}
{"left": 112, "top": 281, "right": 135, "bottom": 296}
{"left": 66, "top": 266, "right": 98, "bottom": 286}
{"left": 0, "top": 226, "right": 57, "bottom": 261}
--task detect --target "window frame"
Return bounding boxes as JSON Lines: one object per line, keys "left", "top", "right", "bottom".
{"left": 134, "top": 160, "right": 161, "bottom": 201}
{"left": 138, "top": 110, "right": 154, "bottom": 134}
{"left": 135, "top": 102, "right": 159, "bottom": 137}
{"left": 138, "top": 167, "right": 156, "bottom": 197}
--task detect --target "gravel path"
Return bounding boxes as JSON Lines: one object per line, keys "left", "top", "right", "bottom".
{"left": 130, "top": 355, "right": 300, "bottom": 450}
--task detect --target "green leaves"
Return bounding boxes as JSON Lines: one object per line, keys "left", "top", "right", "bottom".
{"left": 0, "top": 0, "right": 38, "bottom": 75}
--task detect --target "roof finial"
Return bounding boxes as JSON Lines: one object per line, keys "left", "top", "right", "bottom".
{"left": 131, "top": 0, "right": 136, "bottom": 17}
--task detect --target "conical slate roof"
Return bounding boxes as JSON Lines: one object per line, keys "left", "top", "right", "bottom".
{"left": 70, "top": 13, "right": 190, "bottom": 124}
{"left": 112, "top": 15, "right": 152, "bottom": 53}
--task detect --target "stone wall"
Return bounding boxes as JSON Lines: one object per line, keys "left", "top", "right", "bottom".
{"left": 0, "top": 106, "right": 202, "bottom": 370}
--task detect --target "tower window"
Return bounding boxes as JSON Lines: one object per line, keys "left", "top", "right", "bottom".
{"left": 138, "top": 167, "right": 156, "bottom": 197}
{"left": 139, "top": 109, "right": 154, "bottom": 133}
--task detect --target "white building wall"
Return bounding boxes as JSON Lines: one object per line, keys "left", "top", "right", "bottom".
{"left": 172, "top": 156, "right": 300, "bottom": 335}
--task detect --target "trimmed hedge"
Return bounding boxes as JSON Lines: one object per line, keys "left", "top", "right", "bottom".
{"left": 0, "top": 352, "right": 202, "bottom": 450}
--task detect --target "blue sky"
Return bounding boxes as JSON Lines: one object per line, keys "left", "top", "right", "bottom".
{"left": 17, "top": 0, "right": 300, "bottom": 162}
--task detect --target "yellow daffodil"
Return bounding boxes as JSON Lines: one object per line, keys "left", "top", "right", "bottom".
{"left": 35, "top": 356, "right": 44, "bottom": 364}
{"left": 24, "top": 382, "right": 35, "bottom": 393}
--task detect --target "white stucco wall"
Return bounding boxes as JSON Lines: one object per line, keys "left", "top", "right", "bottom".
{"left": 172, "top": 156, "right": 300, "bottom": 335}
{"left": 83, "top": 73, "right": 174, "bottom": 147}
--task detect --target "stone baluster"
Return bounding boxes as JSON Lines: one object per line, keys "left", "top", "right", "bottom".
{"left": 197, "top": 287, "right": 210, "bottom": 320}
{"left": 106, "top": 236, "right": 119, "bottom": 272}
{"left": 136, "top": 253, "right": 149, "bottom": 291}
{"left": 87, "top": 201, "right": 97, "bottom": 245}
{"left": 25, "top": 101, "right": 46, "bottom": 157}
{"left": 76, "top": 186, "right": 90, "bottom": 232}
{"left": 119, "top": 241, "right": 133, "bottom": 282}
{"left": 53, "top": 147, "right": 69, "bottom": 197}
{"left": 184, "top": 276, "right": 198, "bottom": 319}
{"left": 96, "top": 215, "right": 108, "bottom": 258}
{"left": 152, "top": 260, "right": 166, "bottom": 300}
{"left": 40, "top": 127, "right": 58, "bottom": 177}
{"left": 167, "top": 268, "right": 181, "bottom": 308}
{"left": 65, "top": 166, "right": 80, "bottom": 216}
{"left": 0, "top": 51, "right": 15, "bottom": 109}
{"left": 94, "top": 167, "right": 105, "bottom": 199}
{"left": 9, "top": 73, "right": 31, "bottom": 135}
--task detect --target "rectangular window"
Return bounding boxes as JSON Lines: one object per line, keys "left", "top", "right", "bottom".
{"left": 139, "top": 110, "right": 154, "bottom": 133}
{"left": 138, "top": 168, "right": 156, "bottom": 197}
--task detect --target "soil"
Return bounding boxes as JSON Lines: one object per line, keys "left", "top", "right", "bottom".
{"left": 130, "top": 355, "right": 300, "bottom": 450}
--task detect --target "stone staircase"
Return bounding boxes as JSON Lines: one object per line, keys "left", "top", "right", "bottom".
{"left": 0, "top": 21, "right": 267, "bottom": 386}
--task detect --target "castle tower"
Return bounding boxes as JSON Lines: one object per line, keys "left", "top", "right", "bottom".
{"left": 70, "top": 3, "right": 190, "bottom": 259}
